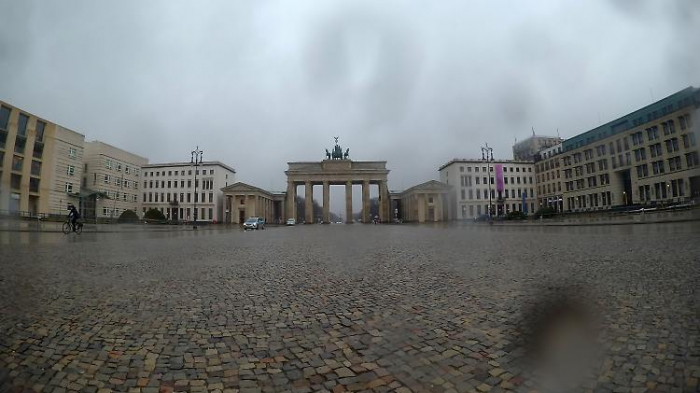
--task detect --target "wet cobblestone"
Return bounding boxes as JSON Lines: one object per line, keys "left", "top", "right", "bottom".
{"left": 1, "top": 223, "right": 699, "bottom": 392}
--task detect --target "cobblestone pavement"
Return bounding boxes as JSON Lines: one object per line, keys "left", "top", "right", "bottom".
{"left": 1, "top": 223, "right": 699, "bottom": 393}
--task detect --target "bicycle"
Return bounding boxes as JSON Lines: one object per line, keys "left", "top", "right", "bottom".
{"left": 62, "top": 219, "right": 83, "bottom": 235}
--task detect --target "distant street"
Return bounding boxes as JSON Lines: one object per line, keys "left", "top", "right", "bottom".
{"left": 1, "top": 223, "right": 699, "bottom": 392}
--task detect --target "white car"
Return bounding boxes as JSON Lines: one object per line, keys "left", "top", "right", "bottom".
{"left": 286, "top": 218, "right": 296, "bottom": 226}
{"left": 243, "top": 217, "right": 265, "bottom": 230}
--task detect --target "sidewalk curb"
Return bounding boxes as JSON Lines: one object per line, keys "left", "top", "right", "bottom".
{"left": 488, "top": 217, "right": 700, "bottom": 227}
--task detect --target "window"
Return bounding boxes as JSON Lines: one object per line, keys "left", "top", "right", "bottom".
{"left": 67, "top": 165, "right": 75, "bottom": 176}
{"left": 634, "top": 148, "right": 646, "bottom": 162}
{"left": 125, "top": 166, "right": 131, "bottom": 174}
{"left": 168, "top": 180, "right": 171, "bottom": 188}
{"left": 29, "top": 177, "right": 40, "bottom": 193}
{"left": 668, "top": 156, "right": 682, "bottom": 171}
{"left": 209, "top": 208, "right": 213, "bottom": 219}
{"left": 11, "top": 174, "right": 21, "bottom": 189}
{"left": 665, "top": 138, "right": 679, "bottom": 154}
{"left": 652, "top": 160, "right": 665, "bottom": 174}
{"left": 12, "top": 155, "right": 23, "bottom": 171}
{"left": 65, "top": 182, "right": 73, "bottom": 193}
{"left": 17, "top": 113, "right": 29, "bottom": 136}
{"left": 686, "top": 152, "right": 699, "bottom": 168}
{"left": 461, "top": 189, "right": 465, "bottom": 200}
{"left": 0, "top": 105, "right": 10, "bottom": 131}
{"left": 210, "top": 169, "right": 214, "bottom": 175}
{"left": 181, "top": 180, "right": 185, "bottom": 188}
{"left": 168, "top": 171, "right": 172, "bottom": 176}
{"left": 209, "top": 193, "right": 213, "bottom": 203}
{"left": 636, "top": 164, "right": 648, "bottom": 178}
{"left": 33, "top": 142, "right": 44, "bottom": 159}
{"left": 68, "top": 147, "right": 77, "bottom": 159}
{"left": 646, "top": 126, "right": 659, "bottom": 141}
{"left": 14, "top": 134, "right": 26, "bottom": 154}
{"left": 35, "top": 121, "right": 46, "bottom": 142}
{"left": 475, "top": 177, "right": 480, "bottom": 185}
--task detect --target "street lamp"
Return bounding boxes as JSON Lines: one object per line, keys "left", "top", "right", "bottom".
{"left": 191, "top": 146, "right": 203, "bottom": 229}
{"left": 481, "top": 143, "right": 494, "bottom": 221}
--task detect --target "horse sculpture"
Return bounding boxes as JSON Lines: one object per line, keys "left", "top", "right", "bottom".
{"left": 324, "top": 138, "right": 350, "bottom": 160}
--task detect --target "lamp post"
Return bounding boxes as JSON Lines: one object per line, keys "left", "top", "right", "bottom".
{"left": 481, "top": 143, "right": 494, "bottom": 221}
{"left": 191, "top": 146, "right": 203, "bottom": 229}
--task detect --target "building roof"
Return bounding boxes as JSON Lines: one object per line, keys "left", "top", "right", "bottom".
{"left": 438, "top": 158, "right": 534, "bottom": 171}
{"left": 562, "top": 86, "right": 700, "bottom": 152}
{"left": 220, "top": 182, "right": 286, "bottom": 198}
{"left": 143, "top": 160, "right": 236, "bottom": 173}
{"left": 84, "top": 140, "right": 149, "bottom": 163}
{"left": 398, "top": 180, "right": 451, "bottom": 197}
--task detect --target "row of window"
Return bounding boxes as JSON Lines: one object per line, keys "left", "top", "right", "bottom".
{"left": 144, "top": 168, "right": 215, "bottom": 177}
{"left": 143, "top": 192, "right": 215, "bottom": 204}
{"left": 101, "top": 207, "right": 137, "bottom": 217}
{"left": 459, "top": 188, "right": 534, "bottom": 200}
{"left": 566, "top": 191, "right": 614, "bottom": 210}
{"left": 638, "top": 179, "right": 686, "bottom": 201}
{"left": 143, "top": 206, "right": 214, "bottom": 221}
{"left": 104, "top": 158, "right": 140, "bottom": 176}
{"left": 457, "top": 165, "right": 533, "bottom": 173}
{"left": 460, "top": 202, "right": 536, "bottom": 218}
{"left": 459, "top": 175, "right": 534, "bottom": 187}
{"left": 96, "top": 189, "right": 138, "bottom": 202}
{"left": 563, "top": 115, "right": 693, "bottom": 167}
{"left": 95, "top": 174, "right": 139, "bottom": 189}
{"left": 0, "top": 106, "right": 47, "bottom": 142}
{"left": 143, "top": 178, "right": 216, "bottom": 190}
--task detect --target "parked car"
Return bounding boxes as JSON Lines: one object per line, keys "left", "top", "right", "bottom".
{"left": 243, "top": 217, "right": 265, "bottom": 230}
{"left": 474, "top": 214, "right": 490, "bottom": 222}
{"left": 286, "top": 218, "right": 296, "bottom": 226}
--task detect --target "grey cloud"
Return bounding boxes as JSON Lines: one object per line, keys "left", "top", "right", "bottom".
{"left": 0, "top": 0, "right": 698, "bottom": 213}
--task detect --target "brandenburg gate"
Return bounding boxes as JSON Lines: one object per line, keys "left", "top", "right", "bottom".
{"left": 285, "top": 138, "right": 390, "bottom": 224}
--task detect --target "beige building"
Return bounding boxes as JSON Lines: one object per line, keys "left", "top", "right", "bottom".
{"left": 535, "top": 86, "right": 700, "bottom": 212}
{"left": 141, "top": 161, "right": 236, "bottom": 222}
{"left": 81, "top": 141, "right": 148, "bottom": 219}
{"left": 534, "top": 143, "right": 565, "bottom": 212}
{"left": 391, "top": 180, "right": 451, "bottom": 222}
{"left": 440, "top": 159, "right": 537, "bottom": 219}
{"left": 221, "top": 182, "right": 286, "bottom": 224}
{"left": 0, "top": 100, "right": 85, "bottom": 217}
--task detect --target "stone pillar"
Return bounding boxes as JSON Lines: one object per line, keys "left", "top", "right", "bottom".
{"left": 322, "top": 181, "right": 330, "bottom": 224}
{"left": 345, "top": 181, "right": 353, "bottom": 223}
{"left": 305, "top": 181, "right": 313, "bottom": 224}
{"left": 362, "top": 180, "right": 370, "bottom": 223}
{"left": 418, "top": 194, "right": 426, "bottom": 223}
{"left": 286, "top": 181, "right": 296, "bottom": 221}
{"left": 379, "top": 181, "right": 388, "bottom": 223}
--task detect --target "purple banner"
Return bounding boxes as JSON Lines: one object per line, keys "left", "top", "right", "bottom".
{"left": 495, "top": 164, "right": 504, "bottom": 192}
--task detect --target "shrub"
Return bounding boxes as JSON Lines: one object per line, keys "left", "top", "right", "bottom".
{"left": 505, "top": 210, "right": 527, "bottom": 220}
{"left": 118, "top": 209, "right": 139, "bottom": 223}
{"left": 534, "top": 206, "right": 556, "bottom": 219}
{"left": 143, "top": 208, "right": 165, "bottom": 220}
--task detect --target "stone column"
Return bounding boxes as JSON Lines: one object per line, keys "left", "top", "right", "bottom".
{"left": 345, "top": 181, "right": 353, "bottom": 223}
{"left": 286, "top": 181, "right": 296, "bottom": 220}
{"left": 418, "top": 194, "right": 426, "bottom": 223}
{"left": 322, "top": 181, "right": 330, "bottom": 224}
{"left": 362, "top": 180, "right": 370, "bottom": 223}
{"left": 379, "top": 181, "right": 388, "bottom": 223}
{"left": 305, "top": 181, "right": 313, "bottom": 224}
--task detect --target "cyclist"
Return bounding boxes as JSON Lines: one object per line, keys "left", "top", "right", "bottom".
{"left": 67, "top": 204, "right": 81, "bottom": 232}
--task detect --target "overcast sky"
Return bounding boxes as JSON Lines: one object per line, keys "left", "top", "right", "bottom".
{"left": 1, "top": 0, "right": 699, "bottom": 214}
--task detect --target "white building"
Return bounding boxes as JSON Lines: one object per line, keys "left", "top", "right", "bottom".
{"left": 141, "top": 161, "right": 236, "bottom": 222}
{"left": 439, "top": 159, "right": 538, "bottom": 219}
{"left": 82, "top": 141, "right": 148, "bottom": 219}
